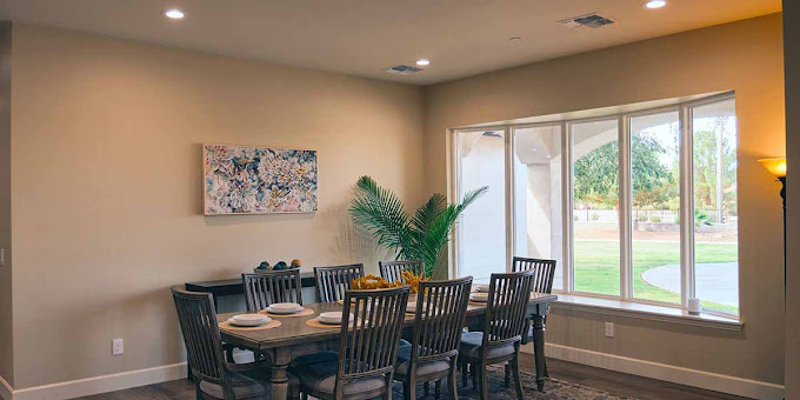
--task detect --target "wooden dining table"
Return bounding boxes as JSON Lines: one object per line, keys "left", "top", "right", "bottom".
{"left": 217, "top": 292, "right": 557, "bottom": 399}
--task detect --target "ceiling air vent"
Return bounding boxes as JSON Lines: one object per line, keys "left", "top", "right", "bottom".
{"left": 559, "top": 13, "right": 615, "bottom": 29}
{"left": 385, "top": 65, "right": 424, "bottom": 75}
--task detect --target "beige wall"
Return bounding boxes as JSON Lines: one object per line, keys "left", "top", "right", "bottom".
{"left": 425, "top": 14, "right": 786, "bottom": 384}
{"left": 0, "top": 21, "right": 12, "bottom": 388}
{"left": 8, "top": 24, "right": 425, "bottom": 389}
{"left": 783, "top": 0, "right": 799, "bottom": 397}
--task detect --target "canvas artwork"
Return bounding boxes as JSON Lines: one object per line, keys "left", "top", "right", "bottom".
{"left": 203, "top": 144, "right": 318, "bottom": 215}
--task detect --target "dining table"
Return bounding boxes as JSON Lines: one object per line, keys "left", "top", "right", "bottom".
{"left": 217, "top": 292, "right": 558, "bottom": 399}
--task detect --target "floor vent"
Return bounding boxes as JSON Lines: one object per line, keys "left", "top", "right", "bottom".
{"left": 558, "top": 13, "right": 615, "bottom": 29}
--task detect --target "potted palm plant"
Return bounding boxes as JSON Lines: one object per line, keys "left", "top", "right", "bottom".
{"left": 349, "top": 176, "right": 487, "bottom": 278}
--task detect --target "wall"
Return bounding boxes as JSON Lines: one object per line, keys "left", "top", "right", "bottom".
{"left": 0, "top": 21, "right": 12, "bottom": 390}
{"left": 8, "top": 23, "right": 425, "bottom": 389}
{"left": 783, "top": 0, "right": 799, "bottom": 397}
{"left": 425, "top": 14, "right": 786, "bottom": 386}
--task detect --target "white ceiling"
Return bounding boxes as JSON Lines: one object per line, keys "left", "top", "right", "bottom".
{"left": 0, "top": 0, "right": 781, "bottom": 85}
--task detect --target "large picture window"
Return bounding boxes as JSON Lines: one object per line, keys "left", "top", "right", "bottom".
{"left": 453, "top": 93, "right": 739, "bottom": 317}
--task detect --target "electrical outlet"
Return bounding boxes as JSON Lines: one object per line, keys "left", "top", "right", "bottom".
{"left": 112, "top": 338, "right": 124, "bottom": 355}
{"left": 604, "top": 322, "right": 614, "bottom": 338}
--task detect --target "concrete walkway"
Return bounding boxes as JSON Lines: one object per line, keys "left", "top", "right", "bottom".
{"left": 641, "top": 262, "right": 739, "bottom": 306}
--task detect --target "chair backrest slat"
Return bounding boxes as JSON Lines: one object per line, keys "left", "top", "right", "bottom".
{"left": 410, "top": 277, "right": 472, "bottom": 364}
{"left": 243, "top": 269, "right": 303, "bottom": 312}
{"left": 171, "top": 287, "right": 225, "bottom": 384}
{"left": 314, "top": 264, "right": 365, "bottom": 303}
{"left": 511, "top": 257, "right": 557, "bottom": 293}
{"left": 379, "top": 259, "right": 424, "bottom": 284}
{"left": 483, "top": 270, "right": 535, "bottom": 348}
{"left": 338, "top": 286, "right": 409, "bottom": 385}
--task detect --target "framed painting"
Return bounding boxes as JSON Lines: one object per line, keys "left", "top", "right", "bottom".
{"left": 203, "top": 144, "right": 318, "bottom": 215}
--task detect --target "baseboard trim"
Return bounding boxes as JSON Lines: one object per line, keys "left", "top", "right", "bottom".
{"left": 0, "top": 375, "right": 12, "bottom": 400}
{"left": 9, "top": 362, "right": 187, "bottom": 400}
{"left": 536, "top": 343, "right": 784, "bottom": 399}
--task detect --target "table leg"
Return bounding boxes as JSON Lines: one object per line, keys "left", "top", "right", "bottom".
{"left": 532, "top": 314, "right": 546, "bottom": 392}
{"left": 270, "top": 348, "right": 291, "bottom": 400}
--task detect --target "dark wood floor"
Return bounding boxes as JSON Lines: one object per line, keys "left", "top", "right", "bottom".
{"left": 77, "top": 355, "right": 748, "bottom": 400}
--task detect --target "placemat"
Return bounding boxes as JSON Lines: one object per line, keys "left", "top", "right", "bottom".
{"left": 219, "top": 319, "right": 282, "bottom": 331}
{"left": 306, "top": 318, "right": 348, "bottom": 329}
{"left": 259, "top": 308, "right": 315, "bottom": 318}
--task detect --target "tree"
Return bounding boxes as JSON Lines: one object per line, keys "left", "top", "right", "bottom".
{"left": 693, "top": 120, "right": 737, "bottom": 218}
{"left": 573, "top": 135, "right": 674, "bottom": 209}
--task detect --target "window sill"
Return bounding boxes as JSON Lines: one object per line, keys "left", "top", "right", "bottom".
{"left": 551, "top": 294, "right": 743, "bottom": 331}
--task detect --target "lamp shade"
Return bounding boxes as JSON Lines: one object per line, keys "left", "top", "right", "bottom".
{"left": 759, "top": 157, "right": 787, "bottom": 178}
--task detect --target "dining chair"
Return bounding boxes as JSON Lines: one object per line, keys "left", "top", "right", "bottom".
{"left": 395, "top": 277, "right": 472, "bottom": 400}
{"left": 243, "top": 269, "right": 304, "bottom": 312}
{"left": 459, "top": 270, "right": 535, "bottom": 400}
{"left": 511, "top": 256, "right": 557, "bottom": 293}
{"left": 289, "top": 286, "right": 410, "bottom": 400}
{"left": 314, "top": 264, "right": 365, "bottom": 303}
{"left": 508, "top": 256, "right": 557, "bottom": 384}
{"left": 171, "top": 287, "right": 271, "bottom": 400}
{"left": 379, "top": 259, "right": 424, "bottom": 284}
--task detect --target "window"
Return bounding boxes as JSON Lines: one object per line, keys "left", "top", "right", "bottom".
{"left": 455, "top": 129, "right": 507, "bottom": 282}
{"left": 453, "top": 93, "right": 739, "bottom": 317}
{"left": 512, "top": 125, "right": 564, "bottom": 289}
{"left": 571, "top": 118, "right": 621, "bottom": 296}
{"left": 691, "top": 98, "right": 738, "bottom": 314}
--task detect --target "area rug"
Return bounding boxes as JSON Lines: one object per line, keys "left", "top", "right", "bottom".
{"left": 389, "top": 365, "right": 638, "bottom": 400}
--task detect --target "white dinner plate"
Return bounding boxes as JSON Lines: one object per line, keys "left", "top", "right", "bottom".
{"left": 469, "top": 292, "right": 489, "bottom": 302}
{"left": 267, "top": 303, "right": 303, "bottom": 314}
{"left": 318, "top": 312, "right": 354, "bottom": 325}
{"left": 475, "top": 284, "right": 490, "bottom": 293}
{"left": 229, "top": 315, "right": 271, "bottom": 327}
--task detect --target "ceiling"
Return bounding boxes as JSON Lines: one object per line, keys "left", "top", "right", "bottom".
{"left": 0, "top": 0, "right": 781, "bottom": 85}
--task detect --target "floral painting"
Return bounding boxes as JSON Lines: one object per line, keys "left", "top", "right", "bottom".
{"left": 203, "top": 144, "right": 318, "bottom": 215}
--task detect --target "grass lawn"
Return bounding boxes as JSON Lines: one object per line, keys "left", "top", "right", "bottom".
{"left": 574, "top": 240, "right": 738, "bottom": 314}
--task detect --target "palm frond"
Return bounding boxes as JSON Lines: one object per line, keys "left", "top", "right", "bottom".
{"left": 349, "top": 176, "right": 412, "bottom": 255}
{"left": 416, "top": 187, "right": 488, "bottom": 276}
{"left": 410, "top": 193, "right": 446, "bottom": 234}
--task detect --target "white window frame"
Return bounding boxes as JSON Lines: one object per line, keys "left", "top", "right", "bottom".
{"left": 451, "top": 92, "right": 739, "bottom": 318}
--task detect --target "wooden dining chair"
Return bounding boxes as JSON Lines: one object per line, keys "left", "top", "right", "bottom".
{"left": 314, "top": 264, "right": 365, "bottom": 303}
{"left": 379, "top": 259, "right": 424, "bottom": 284}
{"left": 459, "top": 270, "right": 535, "bottom": 400}
{"left": 508, "top": 256, "right": 557, "bottom": 384}
{"left": 511, "top": 256, "right": 557, "bottom": 293}
{"left": 395, "top": 277, "right": 472, "bottom": 400}
{"left": 242, "top": 269, "right": 304, "bottom": 312}
{"left": 289, "top": 286, "right": 410, "bottom": 400}
{"left": 171, "top": 287, "right": 271, "bottom": 400}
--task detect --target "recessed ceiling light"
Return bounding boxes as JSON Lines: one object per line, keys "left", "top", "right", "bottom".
{"left": 415, "top": 58, "right": 431, "bottom": 67}
{"left": 164, "top": 9, "right": 185, "bottom": 19}
{"left": 643, "top": 0, "right": 667, "bottom": 9}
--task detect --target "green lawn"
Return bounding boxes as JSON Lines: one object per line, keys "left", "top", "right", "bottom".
{"left": 573, "top": 240, "right": 739, "bottom": 314}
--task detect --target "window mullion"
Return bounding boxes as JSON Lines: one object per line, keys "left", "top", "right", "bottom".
{"left": 564, "top": 121, "right": 575, "bottom": 292}
{"left": 679, "top": 105, "right": 696, "bottom": 308}
{"left": 619, "top": 115, "right": 633, "bottom": 300}
{"left": 504, "top": 126, "right": 514, "bottom": 273}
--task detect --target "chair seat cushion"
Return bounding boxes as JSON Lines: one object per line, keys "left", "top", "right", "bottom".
{"left": 395, "top": 342, "right": 451, "bottom": 377}
{"left": 290, "top": 351, "right": 338, "bottom": 367}
{"left": 288, "top": 357, "right": 386, "bottom": 396}
{"left": 459, "top": 331, "right": 516, "bottom": 360}
{"left": 199, "top": 371, "right": 267, "bottom": 400}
